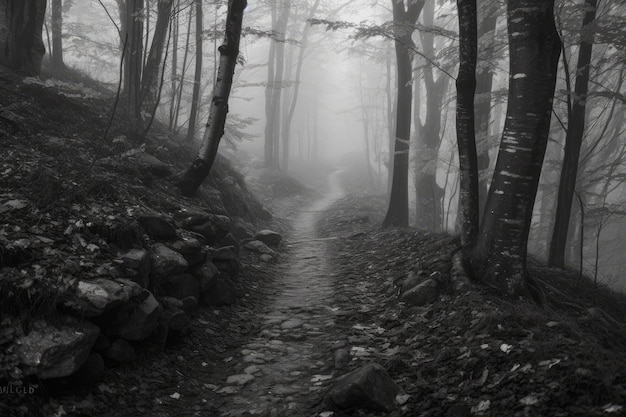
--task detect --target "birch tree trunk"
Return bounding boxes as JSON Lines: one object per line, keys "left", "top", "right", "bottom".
{"left": 178, "top": 0, "right": 246, "bottom": 197}
{"left": 470, "top": 0, "right": 561, "bottom": 299}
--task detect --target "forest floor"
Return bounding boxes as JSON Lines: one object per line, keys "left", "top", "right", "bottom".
{"left": 1, "top": 66, "right": 626, "bottom": 417}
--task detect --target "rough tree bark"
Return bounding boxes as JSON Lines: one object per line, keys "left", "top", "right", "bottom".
{"left": 455, "top": 0, "right": 479, "bottom": 247}
{"left": 178, "top": 0, "right": 246, "bottom": 197}
{"left": 0, "top": 0, "right": 47, "bottom": 76}
{"left": 186, "top": 0, "right": 203, "bottom": 142}
{"left": 548, "top": 0, "right": 599, "bottom": 268}
{"left": 264, "top": 0, "right": 278, "bottom": 168}
{"left": 141, "top": 0, "right": 173, "bottom": 109}
{"left": 469, "top": 0, "right": 561, "bottom": 299}
{"left": 123, "top": 0, "right": 145, "bottom": 125}
{"left": 50, "top": 0, "right": 64, "bottom": 71}
{"left": 382, "top": 0, "right": 425, "bottom": 228}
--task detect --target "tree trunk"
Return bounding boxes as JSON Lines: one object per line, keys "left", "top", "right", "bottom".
{"left": 548, "top": 0, "right": 598, "bottom": 268}
{"left": 382, "top": 0, "right": 425, "bottom": 228}
{"left": 50, "top": 0, "right": 64, "bottom": 71}
{"left": 264, "top": 0, "right": 278, "bottom": 168}
{"left": 141, "top": 0, "right": 173, "bottom": 110}
{"left": 178, "top": 0, "right": 246, "bottom": 197}
{"left": 475, "top": 1, "right": 498, "bottom": 220}
{"left": 186, "top": 0, "right": 203, "bottom": 142}
{"left": 124, "top": 0, "right": 145, "bottom": 125}
{"left": 0, "top": 0, "right": 47, "bottom": 76}
{"left": 470, "top": 0, "right": 561, "bottom": 298}
{"left": 455, "top": 0, "right": 479, "bottom": 247}
{"left": 169, "top": 1, "right": 178, "bottom": 129}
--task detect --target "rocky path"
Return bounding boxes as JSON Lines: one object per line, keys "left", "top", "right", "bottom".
{"left": 217, "top": 170, "right": 347, "bottom": 416}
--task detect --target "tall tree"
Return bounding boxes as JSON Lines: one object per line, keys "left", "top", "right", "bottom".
{"left": 455, "top": 0, "right": 479, "bottom": 246}
{"left": 382, "top": 0, "right": 425, "bottom": 228}
{"left": 123, "top": 0, "right": 145, "bottom": 124}
{"left": 0, "top": 0, "right": 47, "bottom": 76}
{"left": 50, "top": 0, "right": 64, "bottom": 71}
{"left": 469, "top": 0, "right": 561, "bottom": 298}
{"left": 548, "top": 0, "right": 599, "bottom": 268}
{"left": 186, "top": 0, "right": 203, "bottom": 142}
{"left": 141, "top": 0, "right": 173, "bottom": 108}
{"left": 178, "top": 0, "right": 247, "bottom": 197}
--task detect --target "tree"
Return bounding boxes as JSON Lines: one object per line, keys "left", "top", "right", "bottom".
{"left": 469, "top": 0, "right": 561, "bottom": 298}
{"left": 178, "top": 0, "right": 247, "bottom": 197}
{"left": 0, "top": 0, "right": 47, "bottom": 76}
{"left": 186, "top": 0, "right": 203, "bottom": 142}
{"left": 122, "top": 0, "right": 145, "bottom": 124}
{"left": 455, "top": 0, "right": 479, "bottom": 246}
{"left": 548, "top": 0, "right": 599, "bottom": 268}
{"left": 50, "top": 0, "right": 65, "bottom": 71}
{"left": 141, "top": 0, "right": 173, "bottom": 108}
{"left": 382, "top": 0, "right": 425, "bottom": 228}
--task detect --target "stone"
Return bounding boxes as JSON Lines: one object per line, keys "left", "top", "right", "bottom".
{"left": 230, "top": 218, "right": 255, "bottom": 241}
{"left": 210, "top": 245, "right": 238, "bottom": 261}
{"left": 166, "top": 236, "right": 206, "bottom": 267}
{"left": 16, "top": 316, "right": 100, "bottom": 379}
{"left": 244, "top": 240, "right": 277, "bottom": 256}
{"left": 71, "top": 353, "right": 105, "bottom": 385}
{"left": 179, "top": 296, "right": 199, "bottom": 312}
{"left": 150, "top": 243, "right": 188, "bottom": 284}
{"left": 401, "top": 271, "right": 429, "bottom": 294}
{"left": 219, "top": 233, "right": 240, "bottom": 252}
{"left": 334, "top": 349, "right": 351, "bottom": 370}
{"left": 226, "top": 374, "right": 255, "bottom": 386}
{"left": 191, "top": 260, "right": 220, "bottom": 292}
{"left": 160, "top": 304, "right": 190, "bottom": 332}
{"left": 259, "top": 254, "right": 274, "bottom": 263}
{"left": 103, "top": 339, "right": 136, "bottom": 363}
{"left": 118, "top": 248, "right": 151, "bottom": 288}
{"left": 93, "top": 334, "right": 111, "bottom": 351}
{"left": 325, "top": 363, "right": 399, "bottom": 412}
{"left": 64, "top": 278, "right": 144, "bottom": 317}
{"left": 177, "top": 212, "right": 231, "bottom": 244}
{"left": 200, "top": 277, "right": 236, "bottom": 306}
{"left": 111, "top": 292, "right": 161, "bottom": 341}
{"left": 138, "top": 215, "right": 177, "bottom": 240}
{"left": 254, "top": 230, "right": 282, "bottom": 247}
{"left": 161, "top": 274, "right": 200, "bottom": 303}
{"left": 401, "top": 278, "right": 440, "bottom": 306}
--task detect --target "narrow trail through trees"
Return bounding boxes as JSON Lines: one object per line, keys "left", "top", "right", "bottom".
{"left": 218, "top": 170, "right": 347, "bottom": 416}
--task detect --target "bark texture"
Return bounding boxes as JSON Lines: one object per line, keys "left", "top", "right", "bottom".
{"left": 0, "top": 0, "right": 47, "bottom": 76}
{"left": 186, "top": 0, "right": 203, "bottom": 142}
{"left": 470, "top": 0, "right": 561, "bottom": 297}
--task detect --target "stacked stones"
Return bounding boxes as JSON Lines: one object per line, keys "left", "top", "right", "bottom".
{"left": 14, "top": 212, "right": 282, "bottom": 385}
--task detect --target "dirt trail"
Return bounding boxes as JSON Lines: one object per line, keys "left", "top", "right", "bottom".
{"left": 218, "top": 170, "right": 347, "bottom": 416}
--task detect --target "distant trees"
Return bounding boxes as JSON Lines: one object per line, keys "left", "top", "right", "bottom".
{"left": 0, "top": 0, "right": 47, "bottom": 76}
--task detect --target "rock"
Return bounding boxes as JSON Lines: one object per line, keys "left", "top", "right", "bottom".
{"left": 259, "top": 254, "right": 274, "bottom": 263}
{"left": 254, "top": 230, "right": 282, "bottom": 247}
{"left": 166, "top": 236, "right": 206, "bottom": 267}
{"left": 65, "top": 278, "right": 144, "bottom": 317}
{"left": 401, "top": 271, "right": 428, "bottom": 294}
{"left": 334, "top": 349, "right": 351, "bottom": 370}
{"left": 103, "top": 339, "right": 136, "bottom": 363}
{"left": 138, "top": 215, "right": 177, "bottom": 240}
{"left": 161, "top": 274, "right": 200, "bottom": 303}
{"left": 400, "top": 278, "right": 440, "bottom": 306}
{"left": 179, "top": 296, "right": 199, "bottom": 312}
{"left": 325, "top": 363, "right": 399, "bottom": 412}
{"left": 118, "top": 248, "right": 151, "bottom": 288}
{"left": 110, "top": 292, "right": 161, "bottom": 341}
{"left": 219, "top": 233, "right": 240, "bottom": 252}
{"left": 16, "top": 316, "right": 100, "bottom": 379}
{"left": 200, "top": 277, "right": 236, "bottom": 306}
{"left": 226, "top": 374, "right": 255, "bottom": 385}
{"left": 244, "top": 240, "right": 277, "bottom": 256}
{"left": 231, "top": 218, "right": 255, "bottom": 240}
{"left": 160, "top": 304, "right": 190, "bottom": 333}
{"left": 177, "top": 212, "right": 231, "bottom": 244}
{"left": 210, "top": 245, "right": 238, "bottom": 261}
{"left": 93, "top": 334, "right": 111, "bottom": 351}
{"left": 71, "top": 353, "right": 105, "bottom": 386}
{"left": 447, "top": 403, "right": 471, "bottom": 417}
{"left": 190, "top": 260, "right": 220, "bottom": 292}
{"left": 150, "top": 243, "right": 188, "bottom": 284}
{"left": 213, "top": 258, "right": 241, "bottom": 280}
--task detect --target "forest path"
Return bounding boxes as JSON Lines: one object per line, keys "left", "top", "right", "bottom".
{"left": 218, "top": 170, "right": 347, "bottom": 416}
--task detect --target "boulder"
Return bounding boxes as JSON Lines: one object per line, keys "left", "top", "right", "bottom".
{"left": 103, "top": 339, "right": 136, "bottom": 363}
{"left": 161, "top": 274, "right": 200, "bottom": 303}
{"left": 160, "top": 304, "right": 190, "bottom": 332}
{"left": 325, "top": 363, "right": 399, "bottom": 412}
{"left": 200, "top": 277, "right": 237, "bottom": 306}
{"left": 401, "top": 271, "right": 428, "bottom": 295}
{"left": 138, "top": 215, "right": 177, "bottom": 240}
{"left": 177, "top": 212, "right": 231, "bottom": 244}
{"left": 334, "top": 348, "right": 351, "bottom": 370}
{"left": 219, "top": 233, "right": 240, "bottom": 252}
{"left": 64, "top": 278, "right": 144, "bottom": 317}
{"left": 166, "top": 236, "right": 206, "bottom": 267}
{"left": 210, "top": 245, "right": 238, "bottom": 261}
{"left": 71, "top": 353, "right": 105, "bottom": 385}
{"left": 230, "top": 218, "right": 255, "bottom": 241}
{"left": 16, "top": 316, "right": 100, "bottom": 379}
{"left": 400, "top": 278, "right": 440, "bottom": 306}
{"left": 190, "top": 260, "right": 220, "bottom": 292}
{"left": 244, "top": 240, "right": 277, "bottom": 256}
{"left": 118, "top": 248, "right": 151, "bottom": 288}
{"left": 150, "top": 243, "right": 188, "bottom": 284}
{"left": 254, "top": 230, "right": 282, "bottom": 247}
{"left": 110, "top": 292, "right": 161, "bottom": 341}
